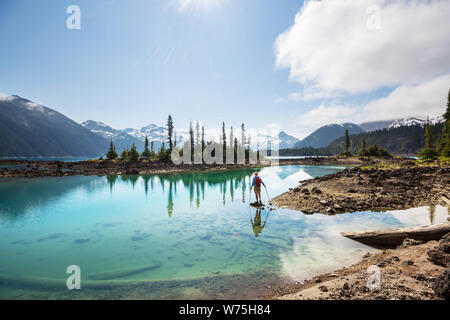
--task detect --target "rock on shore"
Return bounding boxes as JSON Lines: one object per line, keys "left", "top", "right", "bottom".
{"left": 272, "top": 165, "right": 450, "bottom": 214}
{"left": 266, "top": 233, "right": 450, "bottom": 300}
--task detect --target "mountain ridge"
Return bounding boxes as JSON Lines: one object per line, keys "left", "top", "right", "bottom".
{"left": 294, "top": 123, "right": 364, "bottom": 148}
{"left": 0, "top": 95, "right": 107, "bottom": 157}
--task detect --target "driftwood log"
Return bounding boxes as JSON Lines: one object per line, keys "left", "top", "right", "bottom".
{"left": 341, "top": 222, "right": 450, "bottom": 247}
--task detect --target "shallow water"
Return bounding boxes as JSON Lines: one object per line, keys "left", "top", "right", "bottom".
{"left": 0, "top": 165, "right": 447, "bottom": 299}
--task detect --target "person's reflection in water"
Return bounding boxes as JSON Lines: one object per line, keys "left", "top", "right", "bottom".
{"left": 250, "top": 207, "right": 268, "bottom": 238}
{"left": 167, "top": 181, "right": 174, "bottom": 217}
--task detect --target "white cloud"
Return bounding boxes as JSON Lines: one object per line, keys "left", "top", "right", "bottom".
{"left": 298, "top": 105, "right": 361, "bottom": 128}
{"left": 275, "top": 0, "right": 450, "bottom": 96}
{"left": 297, "top": 74, "right": 450, "bottom": 128}
{"left": 0, "top": 93, "right": 15, "bottom": 102}
{"left": 362, "top": 74, "right": 450, "bottom": 121}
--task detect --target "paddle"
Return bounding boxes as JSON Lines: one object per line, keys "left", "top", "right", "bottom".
{"left": 264, "top": 186, "right": 271, "bottom": 202}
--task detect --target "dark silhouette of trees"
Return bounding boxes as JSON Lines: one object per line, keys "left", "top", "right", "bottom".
{"left": 222, "top": 122, "right": 227, "bottom": 163}
{"left": 167, "top": 115, "right": 174, "bottom": 152}
{"left": 418, "top": 118, "right": 438, "bottom": 160}
{"left": 438, "top": 89, "right": 450, "bottom": 157}
{"left": 106, "top": 139, "right": 118, "bottom": 160}
{"left": 129, "top": 143, "right": 140, "bottom": 161}
{"left": 141, "top": 136, "right": 151, "bottom": 160}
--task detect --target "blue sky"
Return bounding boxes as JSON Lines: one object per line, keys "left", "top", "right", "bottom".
{"left": 1, "top": 0, "right": 449, "bottom": 139}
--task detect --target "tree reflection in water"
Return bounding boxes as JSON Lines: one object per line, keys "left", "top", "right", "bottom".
{"left": 107, "top": 169, "right": 256, "bottom": 217}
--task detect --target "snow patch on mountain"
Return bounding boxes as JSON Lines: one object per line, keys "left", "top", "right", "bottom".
{"left": 388, "top": 116, "right": 444, "bottom": 129}
{"left": 82, "top": 120, "right": 187, "bottom": 149}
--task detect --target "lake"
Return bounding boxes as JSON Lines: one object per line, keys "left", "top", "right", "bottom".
{"left": 0, "top": 165, "right": 447, "bottom": 299}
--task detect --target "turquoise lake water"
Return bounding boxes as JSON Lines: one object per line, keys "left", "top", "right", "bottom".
{"left": 0, "top": 165, "right": 447, "bottom": 299}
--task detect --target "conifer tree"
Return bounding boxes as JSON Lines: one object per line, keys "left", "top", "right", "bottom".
{"left": 222, "top": 122, "right": 227, "bottom": 162}
{"left": 339, "top": 129, "right": 352, "bottom": 157}
{"left": 443, "top": 125, "right": 450, "bottom": 157}
{"left": 358, "top": 138, "right": 367, "bottom": 157}
{"left": 425, "top": 118, "right": 434, "bottom": 148}
{"left": 158, "top": 141, "right": 169, "bottom": 162}
{"left": 234, "top": 137, "right": 238, "bottom": 162}
{"left": 129, "top": 143, "right": 140, "bottom": 161}
{"left": 167, "top": 115, "right": 174, "bottom": 152}
{"left": 189, "top": 122, "right": 194, "bottom": 159}
{"left": 106, "top": 139, "right": 118, "bottom": 160}
{"left": 418, "top": 118, "right": 438, "bottom": 160}
{"left": 444, "top": 89, "right": 450, "bottom": 121}
{"left": 241, "top": 123, "right": 246, "bottom": 147}
{"left": 345, "top": 129, "right": 350, "bottom": 153}
{"left": 195, "top": 121, "right": 200, "bottom": 146}
{"left": 438, "top": 89, "right": 450, "bottom": 157}
{"left": 141, "top": 136, "right": 151, "bottom": 160}
{"left": 120, "top": 149, "right": 129, "bottom": 161}
{"left": 229, "top": 126, "right": 233, "bottom": 148}
{"left": 201, "top": 126, "right": 205, "bottom": 152}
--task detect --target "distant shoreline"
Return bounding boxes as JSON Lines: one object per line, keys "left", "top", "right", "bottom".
{"left": 0, "top": 156, "right": 396, "bottom": 179}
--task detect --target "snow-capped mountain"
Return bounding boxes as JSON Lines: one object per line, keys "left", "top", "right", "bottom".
{"left": 124, "top": 124, "right": 188, "bottom": 146}
{"left": 82, "top": 120, "right": 144, "bottom": 152}
{"left": 82, "top": 120, "right": 187, "bottom": 151}
{"left": 82, "top": 120, "right": 121, "bottom": 138}
{"left": 252, "top": 131, "right": 300, "bottom": 150}
{"left": 123, "top": 124, "right": 167, "bottom": 142}
{"left": 388, "top": 116, "right": 444, "bottom": 129}
{"left": 294, "top": 123, "right": 364, "bottom": 148}
{"left": 278, "top": 131, "right": 301, "bottom": 149}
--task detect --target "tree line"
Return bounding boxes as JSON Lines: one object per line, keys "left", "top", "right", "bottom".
{"left": 418, "top": 89, "right": 450, "bottom": 160}
{"left": 105, "top": 116, "right": 259, "bottom": 163}
{"left": 280, "top": 88, "right": 450, "bottom": 159}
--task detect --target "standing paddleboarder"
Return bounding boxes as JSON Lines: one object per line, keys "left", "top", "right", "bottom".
{"left": 251, "top": 172, "right": 266, "bottom": 205}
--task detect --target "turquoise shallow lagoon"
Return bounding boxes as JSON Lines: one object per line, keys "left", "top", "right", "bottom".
{"left": 0, "top": 165, "right": 447, "bottom": 299}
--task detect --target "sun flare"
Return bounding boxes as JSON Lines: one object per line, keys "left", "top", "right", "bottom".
{"left": 177, "top": 0, "right": 223, "bottom": 14}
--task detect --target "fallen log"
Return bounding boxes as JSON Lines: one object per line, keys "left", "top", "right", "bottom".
{"left": 88, "top": 263, "right": 161, "bottom": 280}
{"left": 341, "top": 222, "right": 450, "bottom": 247}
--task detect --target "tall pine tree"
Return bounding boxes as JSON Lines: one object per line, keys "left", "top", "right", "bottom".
{"left": 345, "top": 129, "right": 350, "bottom": 153}
{"left": 120, "top": 148, "right": 129, "bottom": 161}
{"left": 358, "top": 138, "right": 367, "bottom": 157}
{"left": 189, "top": 121, "right": 194, "bottom": 160}
{"left": 141, "top": 136, "right": 151, "bottom": 160}
{"left": 425, "top": 117, "right": 434, "bottom": 148}
{"left": 241, "top": 123, "right": 246, "bottom": 146}
{"left": 438, "top": 89, "right": 450, "bottom": 157}
{"left": 167, "top": 115, "right": 174, "bottom": 152}
{"left": 195, "top": 121, "right": 200, "bottom": 146}
{"left": 129, "top": 143, "right": 140, "bottom": 161}
{"left": 229, "top": 126, "right": 233, "bottom": 148}
{"left": 234, "top": 137, "right": 238, "bottom": 163}
{"left": 339, "top": 129, "right": 352, "bottom": 157}
{"left": 106, "top": 139, "right": 118, "bottom": 160}
{"left": 201, "top": 126, "right": 205, "bottom": 152}
{"left": 418, "top": 118, "right": 438, "bottom": 160}
{"left": 222, "top": 122, "right": 227, "bottom": 162}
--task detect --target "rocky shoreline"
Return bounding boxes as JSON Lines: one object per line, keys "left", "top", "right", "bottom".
{"left": 0, "top": 156, "right": 385, "bottom": 179}
{"left": 265, "top": 232, "right": 450, "bottom": 300}
{"left": 272, "top": 164, "right": 450, "bottom": 214}
{"left": 0, "top": 160, "right": 264, "bottom": 178}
